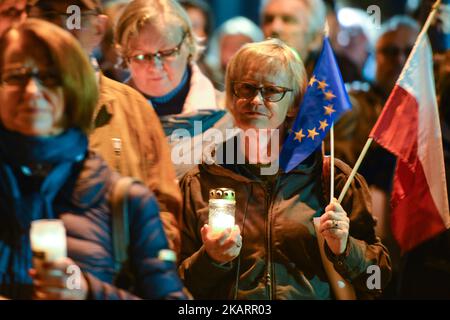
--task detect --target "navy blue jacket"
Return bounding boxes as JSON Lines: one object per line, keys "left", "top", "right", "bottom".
{"left": 0, "top": 152, "right": 186, "bottom": 300}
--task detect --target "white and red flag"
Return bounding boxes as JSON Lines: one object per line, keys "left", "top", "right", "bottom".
{"left": 369, "top": 36, "right": 450, "bottom": 253}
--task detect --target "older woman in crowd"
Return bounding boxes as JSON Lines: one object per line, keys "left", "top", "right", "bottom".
{"left": 115, "top": 0, "right": 229, "bottom": 180}
{"left": 178, "top": 39, "right": 391, "bottom": 299}
{"left": 116, "top": 0, "right": 222, "bottom": 116}
{"left": 0, "top": 19, "right": 185, "bottom": 300}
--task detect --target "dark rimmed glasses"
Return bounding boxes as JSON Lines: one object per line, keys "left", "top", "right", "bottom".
{"left": 1, "top": 66, "right": 62, "bottom": 88}
{"left": 232, "top": 81, "right": 293, "bottom": 102}
{"left": 128, "top": 33, "right": 187, "bottom": 65}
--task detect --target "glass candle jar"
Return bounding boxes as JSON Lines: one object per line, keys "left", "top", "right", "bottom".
{"left": 208, "top": 188, "right": 236, "bottom": 234}
{"left": 30, "top": 219, "right": 67, "bottom": 262}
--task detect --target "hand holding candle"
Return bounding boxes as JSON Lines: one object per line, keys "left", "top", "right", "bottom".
{"left": 29, "top": 220, "right": 88, "bottom": 300}
{"left": 208, "top": 188, "right": 236, "bottom": 235}
{"left": 204, "top": 188, "right": 241, "bottom": 263}
{"left": 201, "top": 224, "right": 242, "bottom": 264}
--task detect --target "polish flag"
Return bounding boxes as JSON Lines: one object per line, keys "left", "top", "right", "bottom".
{"left": 369, "top": 36, "right": 450, "bottom": 253}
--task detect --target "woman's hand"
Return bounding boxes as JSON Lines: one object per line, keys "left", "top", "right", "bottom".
{"left": 30, "top": 257, "right": 88, "bottom": 300}
{"left": 201, "top": 224, "right": 242, "bottom": 264}
{"left": 319, "top": 198, "right": 350, "bottom": 255}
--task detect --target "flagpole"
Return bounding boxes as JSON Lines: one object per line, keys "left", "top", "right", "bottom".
{"left": 336, "top": 0, "right": 442, "bottom": 204}
{"left": 337, "top": 138, "right": 373, "bottom": 203}
{"left": 323, "top": 21, "right": 335, "bottom": 201}
{"left": 330, "top": 124, "right": 335, "bottom": 200}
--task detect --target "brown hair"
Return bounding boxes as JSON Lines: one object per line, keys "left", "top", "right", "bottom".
{"left": 0, "top": 18, "right": 98, "bottom": 133}
{"left": 225, "top": 38, "right": 307, "bottom": 122}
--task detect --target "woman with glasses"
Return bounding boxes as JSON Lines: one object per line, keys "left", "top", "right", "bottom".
{"left": 178, "top": 39, "right": 391, "bottom": 299}
{"left": 0, "top": 19, "right": 186, "bottom": 300}
{"left": 115, "top": 0, "right": 228, "bottom": 180}
{"left": 116, "top": 0, "right": 222, "bottom": 116}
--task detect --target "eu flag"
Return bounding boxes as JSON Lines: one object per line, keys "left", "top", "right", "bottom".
{"left": 280, "top": 37, "right": 351, "bottom": 172}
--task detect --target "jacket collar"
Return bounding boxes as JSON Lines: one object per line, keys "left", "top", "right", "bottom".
{"left": 200, "top": 137, "right": 323, "bottom": 183}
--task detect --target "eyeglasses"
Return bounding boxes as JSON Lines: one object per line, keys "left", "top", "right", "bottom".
{"left": 1, "top": 67, "right": 61, "bottom": 88}
{"left": 127, "top": 33, "right": 187, "bottom": 65}
{"left": 378, "top": 45, "right": 413, "bottom": 58}
{"left": 232, "top": 82, "right": 293, "bottom": 102}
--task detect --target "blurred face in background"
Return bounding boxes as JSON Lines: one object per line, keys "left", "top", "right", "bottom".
{"left": 220, "top": 34, "right": 253, "bottom": 72}
{"left": 127, "top": 24, "right": 190, "bottom": 97}
{"left": 27, "top": 0, "right": 107, "bottom": 55}
{"left": 0, "top": 31, "right": 65, "bottom": 136}
{"left": 262, "top": 0, "right": 315, "bottom": 61}
{"left": 185, "top": 7, "right": 207, "bottom": 42}
{"left": 0, "top": 0, "right": 27, "bottom": 36}
{"left": 375, "top": 26, "right": 418, "bottom": 94}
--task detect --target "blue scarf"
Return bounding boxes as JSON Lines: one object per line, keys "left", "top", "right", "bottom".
{"left": 0, "top": 127, "right": 87, "bottom": 299}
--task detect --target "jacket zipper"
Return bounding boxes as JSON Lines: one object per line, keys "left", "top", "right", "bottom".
{"left": 265, "top": 183, "right": 272, "bottom": 300}
{"left": 265, "top": 180, "right": 275, "bottom": 300}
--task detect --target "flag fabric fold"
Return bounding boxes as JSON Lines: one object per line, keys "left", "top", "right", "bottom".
{"left": 280, "top": 37, "right": 351, "bottom": 172}
{"left": 370, "top": 36, "right": 450, "bottom": 253}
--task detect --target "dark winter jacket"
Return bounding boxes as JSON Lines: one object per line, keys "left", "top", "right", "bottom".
{"left": 179, "top": 146, "right": 392, "bottom": 300}
{"left": 0, "top": 128, "right": 185, "bottom": 300}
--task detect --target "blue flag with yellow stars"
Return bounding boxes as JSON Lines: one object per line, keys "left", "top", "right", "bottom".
{"left": 280, "top": 37, "right": 351, "bottom": 172}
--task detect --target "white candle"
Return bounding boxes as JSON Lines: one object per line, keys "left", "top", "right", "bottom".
{"left": 30, "top": 219, "right": 67, "bottom": 262}
{"left": 209, "top": 211, "right": 235, "bottom": 233}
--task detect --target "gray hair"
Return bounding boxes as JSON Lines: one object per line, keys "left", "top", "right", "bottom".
{"left": 206, "top": 16, "right": 264, "bottom": 69}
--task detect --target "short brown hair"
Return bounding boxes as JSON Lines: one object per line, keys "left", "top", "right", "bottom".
{"left": 0, "top": 18, "right": 98, "bottom": 133}
{"left": 225, "top": 38, "right": 307, "bottom": 121}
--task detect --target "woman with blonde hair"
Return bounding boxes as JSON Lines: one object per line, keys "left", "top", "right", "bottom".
{"left": 178, "top": 39, "right": 391, "bottom": 299}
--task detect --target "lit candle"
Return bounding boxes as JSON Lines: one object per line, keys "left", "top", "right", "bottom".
{"left": 30, "top": 219, "right": 67, "bottom": 262}
{"left": 209, "top": 189, "right": 236, "bottom": 234}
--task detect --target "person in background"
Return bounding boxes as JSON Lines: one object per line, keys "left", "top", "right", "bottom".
{"left": 0, "top": 19, "right": 186, "bottom": 300}
{"left": 0, "top": 0, "right": 27, "bottom": 36}
{"left": 178, "top": 0, "right": 215, "bottom": 80}
{"left": 96, "top": 0, "right": 131, "bottom": 82}
{"left": 329, "top": 15, "right": 420, "bottom": 299}
{"left": 260, "top": 0, "right": 326, "bottom": 75}
{"left": 205, "top": 16, "right": 264, "bottom": 90}
{"left": 116, "top": 0, "right": 229, "bottom": 180}
{"left": 116, "top": 0, "right": 222, "bottom": 116}
{"left": 27, "top": 0, "right": 183, "bottom": 254}
{"left": 178, "top": 0, "right": 214, "bottom": 50}
{"left": 178, "top": 39, "right": 391, "bottom": 300}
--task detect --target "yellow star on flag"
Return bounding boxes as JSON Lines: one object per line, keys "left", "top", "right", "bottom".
{"left": 317, "top": 80, "right": 328, "bottom": 90}
{"left": 294, "top": 129, "right": 306, "bottom": 142}
{"left": 319, "top": 119, "right": 329, "bottom": 131}
{"left": 324, "top": 90, "right": 336, "bottom": 101}
{"left": 308, "top": 75, "right": 317, "bottom": 87}
{"left": 324, "top": 104, "right": 336, "bottom": 115}
{"left": 307, "top": 128, "right": 319, "bottom": 140}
